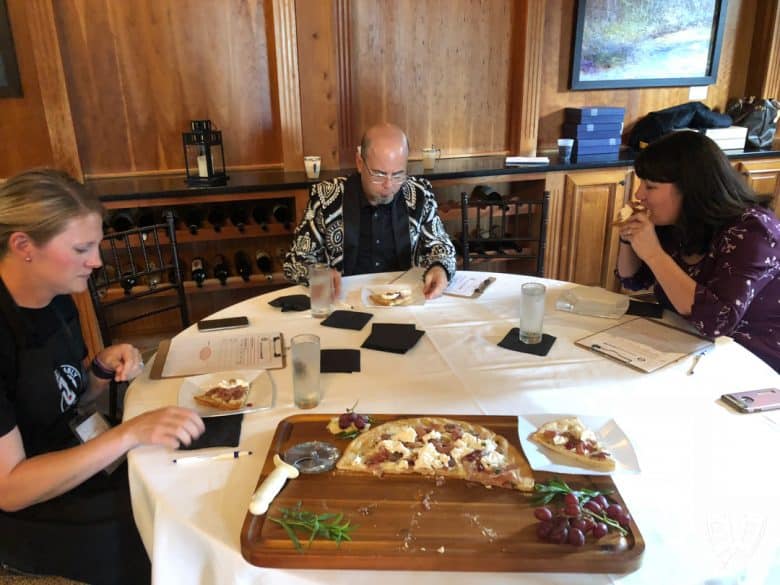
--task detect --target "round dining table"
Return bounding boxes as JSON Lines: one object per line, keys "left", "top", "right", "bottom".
{"left": 123, "top": 271, "right": 780, "bottom": 585}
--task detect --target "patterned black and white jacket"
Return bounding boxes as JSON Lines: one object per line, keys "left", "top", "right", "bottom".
{"left": 283, "top": 173, "right": 456, "bottom": 283}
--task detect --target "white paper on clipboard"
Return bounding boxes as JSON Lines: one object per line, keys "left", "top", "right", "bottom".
{"left": 576, "top": 318, "right": 712, "bottom": 373}
{"left": 160, "top": 331, "right": 284, "bottom": 378}
{"left": 443, "top": 273, "right": 495, "bottom": 298}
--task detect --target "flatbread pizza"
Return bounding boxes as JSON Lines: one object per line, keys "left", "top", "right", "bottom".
{"left": 337, "top": 416, "right": 534, "bottom": 491}
{"left": 193, "top": 378, "right": 249, "bottom": 411}
{"left": 529, "top": 417, "right": 616, "bottom": 472}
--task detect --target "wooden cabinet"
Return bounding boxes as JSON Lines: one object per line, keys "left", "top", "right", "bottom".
{"left": 734, "top": 157, "right": 780, "bottom": 214}
{"left": 549, "top": 168, "right": 631, "bottom": 291}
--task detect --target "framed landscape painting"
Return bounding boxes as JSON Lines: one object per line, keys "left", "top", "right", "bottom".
{"left": 0, "top": 0, "right": 22, "bottom": 98}
{"left": 570, "top": 0, "right": 728, "bottom": 90}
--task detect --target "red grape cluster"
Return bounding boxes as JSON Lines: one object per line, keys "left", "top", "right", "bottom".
{"left": 534, "top": 493, "right": 630, "bottom": 546}
{"left": 338, "top": 411, "right": 370, "bottom": 430}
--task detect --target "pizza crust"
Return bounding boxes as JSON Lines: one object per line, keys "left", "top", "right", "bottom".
{"left": 529, "top": 417, "right": 616, "bottom": 472}
{"left": 612, "top": 202, "right": 649, "bottom": 226}
{"left": 369, "top": 290, "right": 412, "bottom": 306}
{"left": 337, "top": 417, "right": 534, "bottom": 491}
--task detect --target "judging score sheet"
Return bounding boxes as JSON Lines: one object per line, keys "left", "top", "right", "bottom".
{"left": 156, "top": 331, "right": 285, "bottom": 378}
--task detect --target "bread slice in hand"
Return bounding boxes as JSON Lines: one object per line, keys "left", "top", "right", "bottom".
{"left": 612, "top": 202, "right": 648, "bottom": 226}
{"left": 529, "top": 417, "right": 616, "bottom": 472}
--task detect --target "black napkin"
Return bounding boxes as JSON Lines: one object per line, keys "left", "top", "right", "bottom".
{"left": 627, "top": 299, "right": 664, "bottom": 318}
{"left": 321, "top": 349, "right": 361, "bottom": 373}
{"left": 362, "top": 323, "right": 425, "bottom": 354}
{"left": 498, "top": 328, "right": 556, "bottom": 356}
{"left": 268, "top": 294, "right": 311, "bottom": 312}
{"left": 180, "top": 413, "right": 243, "bottom": 450}
{"left": 321, "top": 310, "right": 373, "bottom": 331}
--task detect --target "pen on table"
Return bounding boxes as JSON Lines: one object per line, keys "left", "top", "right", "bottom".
{"left": 173, "top": 450, "right": 253, "bottom": 464}
{"left": 474, "top": 276, "right": 496, "bottom": 295}
{"left": 687, "top": 351, "right": 706, "bottom": 375}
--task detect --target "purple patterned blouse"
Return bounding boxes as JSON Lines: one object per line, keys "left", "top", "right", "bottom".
{"left": 620, "top": 207, "right": 780, "bottom": 372}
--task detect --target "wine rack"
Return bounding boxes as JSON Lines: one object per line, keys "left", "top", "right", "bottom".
{"left": 99, "top": 189, "right": 308, "bottom": 339}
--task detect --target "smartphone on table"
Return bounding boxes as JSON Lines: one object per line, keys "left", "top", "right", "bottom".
{"left": 197, "top": 316, "right": 250, "bottom": 332}
{"left": 721, "top": 388, "right": 780, "bottom": 413}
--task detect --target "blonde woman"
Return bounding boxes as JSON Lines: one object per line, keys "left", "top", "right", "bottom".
{"left": 0, "top": 169, "right": 204, "bottom": 584}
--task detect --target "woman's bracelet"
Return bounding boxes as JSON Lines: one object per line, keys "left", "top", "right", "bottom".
{"left": 91, "top": 356, "right": 116, "bottom": 380}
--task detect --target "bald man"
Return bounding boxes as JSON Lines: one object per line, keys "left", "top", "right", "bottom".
{"left": 283, "top": 123, "right": 456, "bottom": 299}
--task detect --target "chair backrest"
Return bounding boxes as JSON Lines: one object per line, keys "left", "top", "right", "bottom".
{"left": 88, "top": 210, "right": 190, "bottom": 346}
{"left": 88, "top": 210, "right": 189, "bottom": 421}
{"left": 460, "top": 187, "right": 549, "bottom": 275}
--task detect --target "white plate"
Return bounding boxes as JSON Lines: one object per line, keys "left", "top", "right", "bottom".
{"left": 517, "top": 414, "right": 640, "bottom": 475}
{"left": 361, "top": 284, "right": 425, "bottom": 308}
{"left": 178, "top": 369, "right": 275, "bottom": 418}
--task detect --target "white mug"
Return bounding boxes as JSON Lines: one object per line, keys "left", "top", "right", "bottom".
{"left": 304, "top": 156, "right": 321, "bottom": 179}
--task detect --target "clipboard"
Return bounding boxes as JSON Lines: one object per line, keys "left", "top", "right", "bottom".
{"left": 150, "top": 331, "right": 285, "bottom": 380}
{"left": 576, "top": 317, "right": 713, "bottom": 373}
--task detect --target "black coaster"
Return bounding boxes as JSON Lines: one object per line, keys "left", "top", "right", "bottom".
{"left": 498, "top": 328, "right": 556, "bottom": 356}
{"left": 321, "top": 349, "right": 361, "bottom": 373}
{"left": 362, "top": 323, "right": 425, "bottom": 354}
{"left": 627, "top": 299, "right": 664, "bottom": 318}
{"left": 321, "top": 310, "right": 373, "bottom": 331}
{"left": 180, "top": 413, "right": 243, "bottom": 450}
{"left": 268, "top": 294, "right": 311, "bottom": 312}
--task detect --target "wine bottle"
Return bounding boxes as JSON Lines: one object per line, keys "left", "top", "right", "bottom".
{"left": 120, "top": 268, "right": 138, "bottom": 295}
{"left": 136, "top": 209, "right": 157, "bottom": 228}
{"left": 183, "top": 206, "right": 205, "bottom": 235}
{"left": 234, "top": 250, "right": 252, "bottom": 282}
{"left": 229, "top": 204, "right": 249, "bottom": 233}
{"left": 207, "top": 205, "right": 226, "bottom": 232}
{"left": 110, "top": 210, "right": 137, "bottom": 232}
{"left": 255, "top": 250, "right": 272, "bottom": 274}
{"left": 251, "top": 204, "right": 269, "bottom": 231}
{"left": 213, "top": 254, "right": 230, "bottom": 285}
{"left": 272, "top": 203, "right": 292, "bottom": 229}
{"left": 191, "top": 257, "right": 207, "bottom": 288}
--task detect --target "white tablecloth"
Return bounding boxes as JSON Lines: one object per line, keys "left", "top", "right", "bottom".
{"left": 123, "top": 272, "right": 780, "bottom": 585}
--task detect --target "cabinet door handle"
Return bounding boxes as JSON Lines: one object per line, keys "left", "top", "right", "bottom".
{"left": 618, "top": 180, "right": 625, "bottom": 186}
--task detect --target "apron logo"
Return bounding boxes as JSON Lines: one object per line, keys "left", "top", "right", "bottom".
{"left": 55, "top": 364, "right": 82, "bottom": 411}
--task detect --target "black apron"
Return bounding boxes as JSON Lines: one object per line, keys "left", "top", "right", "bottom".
{"left": 0, "top": 281, "right": 150, "bottom": 585}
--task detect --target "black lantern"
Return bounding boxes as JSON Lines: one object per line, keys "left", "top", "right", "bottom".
{"left": 182, "top": 119, "right": 228, "bottom": 186}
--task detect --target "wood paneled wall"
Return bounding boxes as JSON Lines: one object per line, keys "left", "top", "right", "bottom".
{"left": 346, "top": 0, "right": 514, "bottom": 158}
{"left": 0, "top": 0, "right": 55, "bottom": 177}
{"left": 52, "top": 0, "right": 281, "bottom": 177}
{"left": 2, "top": 0, "right": 779, "bottom": 179}
{"left": 536, "top": 0, "right": 754, "bottom": 149}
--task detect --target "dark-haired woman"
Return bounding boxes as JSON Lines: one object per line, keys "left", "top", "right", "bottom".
{"left": 617, "top": 131, "right": 780, "bottom": 372}
{"left": 0, "top": 169, "right": 205, "bottom": 584}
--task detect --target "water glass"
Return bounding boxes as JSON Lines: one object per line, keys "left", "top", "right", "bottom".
{"left": 304, "top": 155, "right": 321, "bottom": 179}
{"left": 291, "top": 334, "right": 321, "bottom": 409}
{"left": 421, "top": 147, "right": 441, "bottom": 170}
{"left": 557, "top": 139, "right": 574, "bottom": 163}
{"left": 519, "top": 282, "right": 546, "bottom": 344}
{"left": 308, "top": 262, "right": 333, "bottom": 318}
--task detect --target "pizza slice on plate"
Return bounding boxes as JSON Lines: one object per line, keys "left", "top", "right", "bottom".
{"left": 193, "top": 378, "right": 249, "bottom": 410}
{"left": 337, "top": 416, "right": 534, "bottom": 491}
{"left": 529, "top": 417, "right": 616, "bottom": 472}
{"left": 369, "top": 289, "right": 412, "bottom": 306}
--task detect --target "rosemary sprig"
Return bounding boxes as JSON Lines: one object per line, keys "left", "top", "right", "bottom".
{"left": 269, "top": 502, "right": 356, "bottom": 552}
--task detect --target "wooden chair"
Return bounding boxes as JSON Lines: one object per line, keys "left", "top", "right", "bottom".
{"left": 460, "top": 186, "right": 549, "bottom": 275}
{"left": 88, "top": 210, "right": 189, "bottom": 419}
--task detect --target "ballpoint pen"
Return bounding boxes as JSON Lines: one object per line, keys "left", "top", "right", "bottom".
{"left": 173, "top": 450, "right": 253, "bottom": 464}
{"left": 474, "top": 276, "right": 496, "bottom": 295}
{"left": 687, "top": 351, "right": 706, "bottom": 375}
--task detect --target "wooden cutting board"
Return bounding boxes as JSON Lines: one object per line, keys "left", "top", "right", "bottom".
{"left": 240, "top": 414, "right": 644, "bottom": 572}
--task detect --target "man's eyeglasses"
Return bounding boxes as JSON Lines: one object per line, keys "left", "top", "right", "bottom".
{"left": 361, "top": 156, "right": 407, "bottom": 185}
